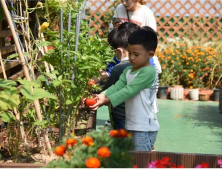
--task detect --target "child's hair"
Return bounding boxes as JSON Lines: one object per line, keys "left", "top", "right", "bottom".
{"left": 118, "top": 22, "right": 140, "bottom": 33}
{"left": 138, "top": 0, "right": 146, "bottom": 5}
{"left": 107, "top": 28, "right": 118, "bottom": 49}
{"left": 113, "top": 28, "right": 132, "bottom": 49}
{"left": 128, "top": 29, "right": 158, "bottom": 52}
{"left": 141, "top": 26, "right": 157, "bottom": 36}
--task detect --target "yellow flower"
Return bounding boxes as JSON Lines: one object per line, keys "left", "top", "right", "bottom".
{"left": 178, "top": 62, "right": 181, "bottom": 65}
{"left": 190, "top": 86, "right": 193, "bottom": 89}
{"left": 37, "top": 1, "right": 43, "bottom": 10}
{"left": 40, "top": 22, "right": 49, "bottom": 32}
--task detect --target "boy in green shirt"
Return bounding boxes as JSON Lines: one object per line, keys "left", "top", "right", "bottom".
{"left": 90, "top": 29, "right": 158, "bottom": 151}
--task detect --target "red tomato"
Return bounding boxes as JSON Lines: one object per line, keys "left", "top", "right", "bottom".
{"left": 88, "top": 80, "right": 96, "bottom": 86}
{"left": 85, "top": 98, "right": 97, "bottom": 107}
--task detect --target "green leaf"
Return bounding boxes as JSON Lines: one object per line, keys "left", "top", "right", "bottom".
{"left": 37, "top": 75, "right": 47, "bottom": 82}
{"left": 0, "top": 79, "right": 17, "bottom": 88}
{"left": 0, "top": 91, "right": 20, "bottom": 111}
{"left": 46, "top": 73, "right": 57, "bottom": 80}
{"left": 0, "top": 112, "right": 16, "bottom": 122}
{"left": 33, "top": 120, "right": 48, "bottom": 127}
{"left": 18, "top": 79, "right": 41, "bottom": 88}
{"left": 79, "top": 65, "right": 92, "bottom": 70}
{"left": 65, "top": 99, "right": 73, "bottom": 105}
{"left": 38, "top": 41, "right": 51, "bottom": 47}
{"left": 87, "top": 55, "right": 101, "bottom": 62}
{"left": 52, "top": 80, "right": 62, "bottom": 87}
{"left": 21, "top": 86, "right": 57, "bottom": 100}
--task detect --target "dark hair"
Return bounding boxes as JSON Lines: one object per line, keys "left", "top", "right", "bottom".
{"left": 128, "top": 29, "right": 158, "bottom": 52}
{"left": 118, "top": 22, "right": 140, "bottom": 33}
{"left": 107, "top": 28, "right": 118, "bottom": 49}
{"left": 113, "top": 29, "right": 132, "bottom": 49}
{"left": 138, "top": 0, "right": 146, "bottom": 5}
{"left": 141, "top": 26, "right": 157, "bottom": 36}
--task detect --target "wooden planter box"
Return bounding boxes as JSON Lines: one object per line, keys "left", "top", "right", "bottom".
{"left": 1, "top": 151, "right": 221, "bottom": 168}
{"left": 131, "top": 151, "right": 222, "bottom": 168}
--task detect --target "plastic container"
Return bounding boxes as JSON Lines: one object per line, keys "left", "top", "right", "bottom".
{"left": 158, "top": 86, "right": 168, "bottom": 99}
{"left": 170, "top": 87, "right": 184, "bottom": 100}
{"left": 189, "top": 89, "right": 199, "bottom": 101}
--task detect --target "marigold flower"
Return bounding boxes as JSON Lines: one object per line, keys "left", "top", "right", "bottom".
{"left": 190, "top": 86, "right": 193, "bottom": 89}
{"left": 97, "top": 147, "right": 111, "bottom": 158}
{"left": 54, "top": 145, "right": 66, "bottom": 156}
{"left": 40, "top": 22, "right": 49, "bottom": 32}
{"left": 82, "top": 136, "right": 94, "bottom": 146}
{"left": 109, "top": 130, "right": 118, "bottom": 137}
{"left": 118, "top": 129, "right": 129, "bottom": 138}
{"left": 66, "top": 138, "right": 77, "bottom": 147}
{"left": 85, "top": 157, "right": 101, "bottom": 168}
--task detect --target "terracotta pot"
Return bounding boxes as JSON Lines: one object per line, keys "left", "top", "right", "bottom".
{"left": 199, "top": 93, "right": 210, "bottom": 101}
{"left": 183, "top": 88, "right": 190, "bottom": 100}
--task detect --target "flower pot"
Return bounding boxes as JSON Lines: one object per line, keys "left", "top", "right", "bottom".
{"left": 157, "top": 86, "right": 168, "bottom": 99}
{"left": 189, "top": 89, "right": 199, "bottom": 101}
{"left": 170, "top": 87, "right": 184, "bottom": 100}
{"left": 199, "top": 93, "right": 210, "bottom": 101}
{"left": 213, "top": 89, "right": 219, "bottom": 101}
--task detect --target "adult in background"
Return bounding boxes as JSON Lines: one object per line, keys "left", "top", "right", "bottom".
{"left": 110, "top": 0, "right": 157, "bottom": 31}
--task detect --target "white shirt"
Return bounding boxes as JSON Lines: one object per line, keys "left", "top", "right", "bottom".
{"left": 125, "top": 68, "right": 160, "bottom": 132}
{"left": 110, "top": 4, "right": 157, "bottom": 31}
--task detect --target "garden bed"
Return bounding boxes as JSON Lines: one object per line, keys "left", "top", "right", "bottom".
{"left": 0, "top": 151, "right": 221, "bottom": 168}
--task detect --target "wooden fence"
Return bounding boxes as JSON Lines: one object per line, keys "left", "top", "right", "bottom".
{"left": 88, "top": 0, "right": 222, "bottom": 43}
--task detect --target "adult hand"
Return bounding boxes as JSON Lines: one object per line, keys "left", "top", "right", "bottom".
{"left": 113, "top": 21, "right": 122, "bottom": 28}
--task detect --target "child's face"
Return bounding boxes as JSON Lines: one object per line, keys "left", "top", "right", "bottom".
{"left": 128, "top": 44, "right": 153, "bottom": 71}
{"left": 121, "top": 0, "right": 137, "bottom": 11}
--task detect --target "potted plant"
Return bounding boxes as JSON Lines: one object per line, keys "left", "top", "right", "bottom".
{"left": 158, "top": 65, "right": 177, "bottom": 99}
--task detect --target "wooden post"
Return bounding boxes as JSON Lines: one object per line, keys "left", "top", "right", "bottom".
{"left": 1, "top": 0, "right": 53, "bottom": 156}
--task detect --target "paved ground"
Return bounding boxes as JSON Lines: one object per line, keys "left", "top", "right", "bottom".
{"left": 96, "top": 100, "right": 222, "bottom": 155}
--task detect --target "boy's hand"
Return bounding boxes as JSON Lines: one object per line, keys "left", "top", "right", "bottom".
{"left": 89, "top": 93, "right": 110, "bottom": 110}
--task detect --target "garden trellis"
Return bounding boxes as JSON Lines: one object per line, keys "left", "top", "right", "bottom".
{"left": 88, "top": 0, "right": 222, "bottom": 43}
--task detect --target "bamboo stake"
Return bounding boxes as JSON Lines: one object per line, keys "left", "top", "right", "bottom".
{"left": 1, "top": 0, "right": 53, "bottom": 156}
{"left": 59, "top": 8, "right": 64, "bottom": 143}
{"left": 0, "top": 51, "right": 7, "bottom": 79}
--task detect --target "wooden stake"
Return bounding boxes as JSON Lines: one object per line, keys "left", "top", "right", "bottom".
{"left": 1, "top": 0, "right": 53, "bottom": 156}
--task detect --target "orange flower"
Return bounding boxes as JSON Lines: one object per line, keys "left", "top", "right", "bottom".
{"left": 133, "top": 165, "right": 139, "bottom": 168}
{"left": 82, "top": 136, "right": 94, "bottom": 146}
{"left": 97, "top": 147, "right": 111, "bottom": 158}
{"left": 109, "top": 130, "right": 118, "bottom": 137}
{"left": 118, "top": 129, "right": 129, "bottom": 138}
{"left": 85, "top": 157, "right": 101, "bottom": 168}
{"left": 54, "top": 145, "right": 66, "bottom": 156}
{"left": 66, "top": 138, "right": 77, "bottom": 147}
{"left": 190, "top": 86, "right": 193, "bottom": 89}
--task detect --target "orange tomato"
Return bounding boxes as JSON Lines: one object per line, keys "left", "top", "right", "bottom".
{"left": 88, "top": 80, "right": 96, "bottom": 86}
